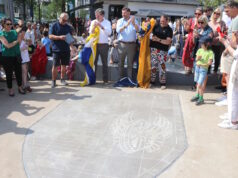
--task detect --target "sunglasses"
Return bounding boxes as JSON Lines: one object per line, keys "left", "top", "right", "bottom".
{"left": 6, "top": 23, "right": 12, "bottom": 26}
{"left": 214, "top": 12, "right": 220, "bottom": 15}
{"left": 198, "top": 21, "right": 204, "bottom": 24}
{"left": 195, "top": 13, "right": 202, "bottom": 16}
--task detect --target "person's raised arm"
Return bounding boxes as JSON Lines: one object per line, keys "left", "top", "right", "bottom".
{"left": 219, "top": 37, "right": 236, "bottom": 57}
{"left": 0, "top": 33, "right": 23, "bottom": 49}
{"left": 131, "top": 16, "right": 139, "bottom": 32}
{"left": 101, "top": 21, "right": 112, "bottom": 36}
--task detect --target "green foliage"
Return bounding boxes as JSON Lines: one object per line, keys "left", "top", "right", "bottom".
{"left": 198, "top": 0, "right": 234, "bottom": 7}
{"left": 34, "top": 0, "right": 71, "bottom": 21}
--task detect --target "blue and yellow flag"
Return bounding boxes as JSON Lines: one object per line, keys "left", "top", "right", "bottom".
{"left": 80, "top": 26, "right": 100, "bottom": 87}
{"left": 137, "top": 18, "right": 156, "bottom": 88}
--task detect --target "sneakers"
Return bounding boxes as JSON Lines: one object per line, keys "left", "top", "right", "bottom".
{"left": 60, "top": 79, "right": 68, "bottom": 86}
{"left": 218, "top": 120, "right": 238, "bottom": 130}
{"left": 190, "top": 95, "right": 199, "bottom": 102}
{"left": 51, "top": 80, "right": 57, "bottom": 88}
{"left": 216, "top": 95, "right": 227, "bottom": 102}
{"left": 215, "top": 98, "right": 228, "bottom": 106}
{"left": 196, "top": 98, "right": 204, "bottom": 105}
{"left": 31, "top": 76, "right": 36, "bottom": 81}
{"left": 219, "top": 113, "right": 228, "bottom": 120}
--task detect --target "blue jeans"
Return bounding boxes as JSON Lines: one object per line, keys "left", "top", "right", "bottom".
{"left": 194, "top": 66, "right": 208, "bottom": 85}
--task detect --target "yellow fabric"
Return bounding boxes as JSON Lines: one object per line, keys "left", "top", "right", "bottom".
{"left": 137, "top": 18, "right": 156, "bottom": 88}
{"left": 80, "top": 26, "right": 100, "bottom": 87}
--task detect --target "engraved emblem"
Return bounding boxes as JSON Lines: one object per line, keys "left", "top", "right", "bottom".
{"left": 111, "top": 112, "right": 173, "bottom": 154}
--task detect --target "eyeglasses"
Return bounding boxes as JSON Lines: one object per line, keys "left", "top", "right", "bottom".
{"left": 198, "top": 21, "right": 204, "bottom": 24}
{"left": 6, "top": 23, "right": 12, "bottom": 26}
{"left": 214, "top": 12, "right": 221, "bottom": 16}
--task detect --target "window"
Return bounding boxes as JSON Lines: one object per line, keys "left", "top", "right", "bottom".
{"left": 0, "top": 5, "right": 4, "bottom": 14}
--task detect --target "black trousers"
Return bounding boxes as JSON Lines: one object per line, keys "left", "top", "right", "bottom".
{"left": 2, "top": 56, "right": 22, "bottom": 89}
{"left": 212, "top": 45, "right": 224, "bottom": 73}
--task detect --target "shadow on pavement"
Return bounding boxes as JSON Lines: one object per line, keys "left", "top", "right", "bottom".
{"left": 0, "top": 119, "right": 34, "bottom": 135}
{"left": 0, "top": 80, "right": 91, "bottom": 136}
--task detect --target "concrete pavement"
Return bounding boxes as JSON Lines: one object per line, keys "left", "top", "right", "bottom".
{"left": 0, "top": 80, "right": 237, "bottom": 178}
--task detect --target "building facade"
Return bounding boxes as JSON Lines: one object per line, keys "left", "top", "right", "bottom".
{"left": 0, "top": 0, "right": 31, "bottom": 20}
{"left": 72, "top": 0, "right": 200, "bottom": 20}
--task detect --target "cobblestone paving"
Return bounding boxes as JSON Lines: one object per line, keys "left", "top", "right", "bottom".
{"left": 23, "top": 88, "right": 187, "bottom": 178}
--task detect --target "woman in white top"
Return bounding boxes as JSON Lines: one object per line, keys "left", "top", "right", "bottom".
{"left": 19, "top": 27, "right": 32, "bottom": 92}
{"left": 218, "top": 26, "right": 238, "bottom": 129}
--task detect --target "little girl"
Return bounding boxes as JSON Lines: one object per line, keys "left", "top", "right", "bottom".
{"left": 20, "top": 27, "right": 32, "bottom": 92}
{"left": 190, "top": 38, "right": 214, "bottom": 105}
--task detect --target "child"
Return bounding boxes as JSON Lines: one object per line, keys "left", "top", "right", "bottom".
{"left": 41, "top": 31, "right": 51, "bottom": 56}
{"left": 20, "top": 27, "right": 32, "bottom": 92}
{"left": 190, "top": 38, "right": 214, "bottom": 105}
{"left": 168, "top": 46, "right": 177, "bottom": 63}
{"left": 66, "top": 45, "right": 80, "bottom": 80}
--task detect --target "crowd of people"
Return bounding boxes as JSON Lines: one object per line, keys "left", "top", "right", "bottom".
{"left": 0, "top": 0, "right": 237, "bottom": 130}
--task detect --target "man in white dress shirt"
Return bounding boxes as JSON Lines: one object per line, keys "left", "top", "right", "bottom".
{"left": 90, "top": 8, "right": 112, "bottom": 83}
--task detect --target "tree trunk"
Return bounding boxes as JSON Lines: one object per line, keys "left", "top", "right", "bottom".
{"left": 30, "top": 0, "right": 34, "bottom": 22}
{"left": 61, "top": 0, "right": 65, "bottom": 12}
{"left": 22, "top": 0, "right": 26, "bottom": 20}
{"left": 38, "top": 0, "right": 41, "bottom": 23}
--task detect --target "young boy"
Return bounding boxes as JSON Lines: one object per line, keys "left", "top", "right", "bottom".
{"left": 191, "top": 38, "right": 214, "bottom": 105}
{"left": 41, "top": 31, "right": 51, "bottom": 56}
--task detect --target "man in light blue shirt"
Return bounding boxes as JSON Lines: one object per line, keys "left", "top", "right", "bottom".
{"left": 116, "top": 7, "right": 139, "bottom": 79}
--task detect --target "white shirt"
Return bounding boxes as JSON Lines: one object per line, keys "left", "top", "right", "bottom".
{"left": 233, "top": 45, "right": 238, "bottom": 59}
{"left": 222, "top": 12, "right": 232, "bottom": 28}
{"left": 24, "top": 29, "right": 35, "bottom": 46}
{"left": 116, "top": 17, "right": 139, "bottom": 42}
{"left": 89, "top": 19, "right": 112, "bottom": 44}
{"left": 20, "top": 41, "right": 30, "bottom": 63}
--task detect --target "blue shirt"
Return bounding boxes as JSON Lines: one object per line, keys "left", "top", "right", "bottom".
{"left": 49, "top": 21, "right": 72, "bottom": 52}
{"left": 116, "top": 17, "right": 139, "bottom": 42}
{"left": 41, "top": 37, "right": 51, "bottom": 54}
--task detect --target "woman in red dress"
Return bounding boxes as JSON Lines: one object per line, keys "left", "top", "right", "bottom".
{"left": 182, "top": 8, "right": 202, "bottom": 74}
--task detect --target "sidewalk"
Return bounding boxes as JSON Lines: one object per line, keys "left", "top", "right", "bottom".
{"left": 0, "top": 80, "right": 237, "bottom": 178}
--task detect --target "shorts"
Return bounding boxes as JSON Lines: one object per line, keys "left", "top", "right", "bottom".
{"left": 220, "top": 52, "right": 234, "bottom": 74}
{"left": 194, "top": 66, "right": 208, "bottom": 85}
{"left": 52, "top": 51, "right": 70, "bottom": 67}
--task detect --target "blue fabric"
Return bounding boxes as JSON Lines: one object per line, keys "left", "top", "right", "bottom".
{"left": 113, "top": 77, "right": 137, "bottom": 87}
{"left": 168, "top": 46, "right": 176, "bottom": 55}
{"left": 194, "top": 66, "right": 208, "bottom": 85}
{"left": 78, "top": 52, "right": 82, "bottom": 63}
{"left": 49, "top": 21, "right": 72, "bottom": 52}
{"left": 81, "top": 47, "right": 96, "bottom": 85}
{"left": 41, "top": 37, "right": 51, "bottom": 54}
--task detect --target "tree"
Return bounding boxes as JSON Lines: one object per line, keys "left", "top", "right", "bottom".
{"left": 198, "top": 0, "right": 237, "bottom": 7}
{"left": 39, "top": 0, "right": 71, "bottom": 21}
